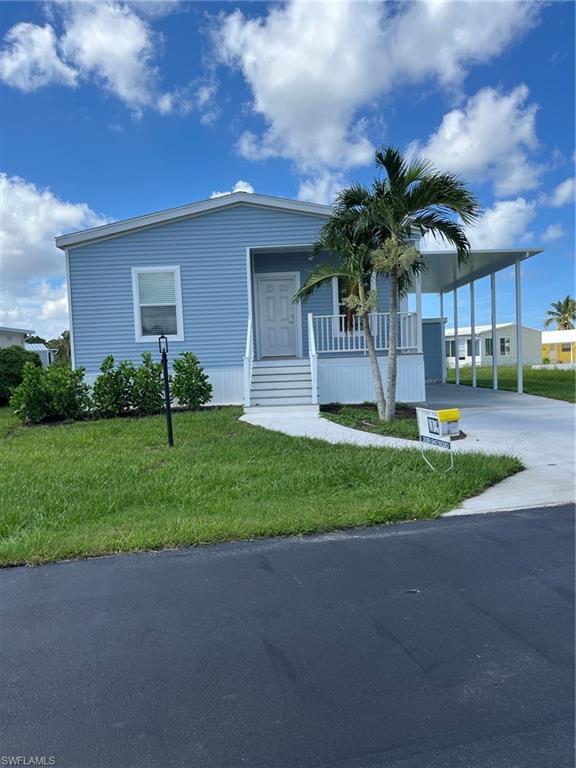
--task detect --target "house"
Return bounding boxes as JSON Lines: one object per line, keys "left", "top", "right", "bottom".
{"left": 0, "top": 326, "right": 35, "bottom": 350}
{"left": 541, "top": 329, "right": 576, "bottom": 364}
{"left": 444, "top": 323, "right": 542, "bottom": 368}
{"left": 24, "top": 342, "right": 57, "bottom": 366}
{"left": 55, "top": 192, "right": 543, "bottom": 410}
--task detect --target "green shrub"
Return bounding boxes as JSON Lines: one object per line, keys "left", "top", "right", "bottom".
{"left": 46, "top": 367, "right": 91, "bottom": 421}
{"left": 11, "top": 363, "right": 90, "bottom": 424}
{"left": 92, "top": 355, "right": 135, "bottom": 417}
{"left": 171, "top": 352, "right": 212, "bottom": 410}
{"left": 0, "top": 346, "right": 42, "bottom": 404}
{"left": 131, "top": 352, "right": 164, "bottom": 416}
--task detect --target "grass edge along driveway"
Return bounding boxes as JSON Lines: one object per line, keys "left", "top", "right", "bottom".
{"left": 0, "top": 407, "right": 522, "bottom": 567}
{"left": 447, "top": 365, "right": 575, "bottom": 403}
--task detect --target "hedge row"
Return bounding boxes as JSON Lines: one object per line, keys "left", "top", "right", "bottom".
{"left": 11, "top": 351, "right": 212, "bottom": 425}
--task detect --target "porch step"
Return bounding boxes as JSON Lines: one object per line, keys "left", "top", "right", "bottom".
{"left": 247, "top": 360, "right": 315, "bottom": 410}
{"left": 252, "top": 365, "right": 310, "bottom": 376}
{"left": 250, "top": 396, "right": 314, "bottom": 407}
{"left": 251, "top": 373, "right": 312, "bottom": 384}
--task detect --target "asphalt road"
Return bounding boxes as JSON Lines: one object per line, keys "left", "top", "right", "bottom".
{"left": 1, "top": 505, "right": 574, "bottom": 768}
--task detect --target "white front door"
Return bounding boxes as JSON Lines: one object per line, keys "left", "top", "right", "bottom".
{"left": 256, "top": 274, "right": 299, "bottom": 357}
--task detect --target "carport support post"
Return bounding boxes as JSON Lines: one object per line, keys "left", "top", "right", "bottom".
{"left": 454, "top": 287, "right": 459, "bottom": 385}
{"left": 491, "top": 272, "right": 498, "bottom": 390}
{"left": 516, "top": 255, "right": 524, "bottom": 394}
{"left": 440, "top": 292, "right": 446, "bottom": 383}
{"left": 470, "top": 280, "right": 477, "bottom": 388}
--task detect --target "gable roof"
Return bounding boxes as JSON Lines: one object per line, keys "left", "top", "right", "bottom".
{"left": 55, "top": 192, "right": 331, "bottom": 250}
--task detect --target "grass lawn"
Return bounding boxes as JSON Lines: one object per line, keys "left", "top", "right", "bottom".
{"left": 322, "top": 403, "right": 420, "bottom": 441}
{"left": 446, "top": 365, "right": 575, "bottom": 403}
{"left": 0, "top": 406, "right": 522, "bottom": 567}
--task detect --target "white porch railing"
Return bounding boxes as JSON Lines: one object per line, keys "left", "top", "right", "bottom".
{"left": 243, "top": 314, "right": 254, "bottom": 407}
{"left": 312, "top": 312, "right": 419, "bottom": 354}
{"left": 307, "top": 312, "right": 318, "bottom": 404}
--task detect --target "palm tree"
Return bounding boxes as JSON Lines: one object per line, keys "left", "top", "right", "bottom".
{"left": 544, "top": 296, "right": 576, "bottom": 330}
{"left": 295, "top": 147, "right": 480, "bottom": 421}
{"left": 295, "top": 216, "right": 387, "bottom": 417}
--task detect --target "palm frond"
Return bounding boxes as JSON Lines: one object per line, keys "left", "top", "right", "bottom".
{"left": 410, "top": 212, "right": 471, "bottom": 263}
{"left": 294, "top": 264, "right": 352, "bottom": 303}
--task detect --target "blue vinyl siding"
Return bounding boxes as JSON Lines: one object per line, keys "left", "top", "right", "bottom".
{"left": 423, "top": 319, "right": 443, "bottom": 382}
{"left": 68, "top": 204, "right": 326, "bottom": 374}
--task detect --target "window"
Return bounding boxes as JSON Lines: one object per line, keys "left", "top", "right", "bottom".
{"left": 499, "top": 337, "right": 511, "bottom": 356}
{"left": 132, "top": 267, "right": 183, "bottom": 342}
{"left": 561, "top": 343, "right": 572, "bottom": 352}
{"left": 485, "top": 337, "right": 493, "bottom": 356}
{"left": 445, "top": 339, "right": 456, "bottom": 357}
{"left": 466, "top": 339, "right": 480, "bottom": 357}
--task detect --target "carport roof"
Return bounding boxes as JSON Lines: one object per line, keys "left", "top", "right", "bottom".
{"left": 419, "top": 248, "right": 543, "bottom": 294}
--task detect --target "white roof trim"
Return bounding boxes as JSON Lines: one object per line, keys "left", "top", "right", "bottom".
{"left": 55, "top": 192, "right": 331, "bottom": 250}
{"left": 542, "top": 329, "right": 576, "bottom": 343}
{"left": 445, "top": 323, "right": 542, "bottom": 336}
{"left": 0, "top": 326, "right": 35, "bottom": 334}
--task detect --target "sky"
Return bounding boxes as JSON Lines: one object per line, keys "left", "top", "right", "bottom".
{"left": 0, "top": 0, "right": 574, "bottom": 339}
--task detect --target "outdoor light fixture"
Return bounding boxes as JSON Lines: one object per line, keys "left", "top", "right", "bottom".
{"left": 158, "top": 334, "right": 174, "bottom": 447}
{"left": 158, "top": 334, "right": 169, "bottom": 355}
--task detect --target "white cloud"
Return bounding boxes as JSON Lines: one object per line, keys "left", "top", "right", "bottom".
{"left": 0, "top": 173, "right": 107, "bottom": 337}
{"left": 59, "top": 2, "right": 166, "bottom": 113}
{"left": 422, "top": 198, "right": 536, "bottom": 251}
{"left": 546, "top": 177, "right": 575, "bottom": 207}
{"left": 213, "top": 0, "right": 539, "bottom": 176}
{"left": 0, "top": 3, "right": 188, "bottom": 114}
{"left": 542, "top": 223, "right": 564, "bottom": 242}
{"left": 297, "top": 171, "right": 344, "bottom": 206}
{"left": 210, "top": 180, "right": 254, "bottom": 198}
{"left": 408, "top": 85, "right": 541, "bottom": 196}
{"left": 0, "top": 22, "right": 77, "bottom": 92}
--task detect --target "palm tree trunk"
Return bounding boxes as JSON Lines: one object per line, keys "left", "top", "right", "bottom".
{"left": 362, "top": 311, "right": 386, "bottom": 420}
{"left": 385, "top": 269, "right": 398, "bottom": 422}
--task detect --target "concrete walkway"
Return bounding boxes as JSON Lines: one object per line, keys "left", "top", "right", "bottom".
{"left": 241, "top": 384, "right": 575, "bottom": 514}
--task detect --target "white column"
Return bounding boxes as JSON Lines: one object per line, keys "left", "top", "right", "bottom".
{"left": 470, "top": 280, "right": 477, "bottom": 388}
{"left": 415, "top": 272, "right": 423, "bottom": 353}
{"left": 491, "top": 271, "right": 498, "bottom": 390}
{"left": 516, "top": 255, "right": 524, "bottom": 394}
{"left": 440, "top": 292, "right": 446, "bottom": 383}
{"left": 454, "top": 287, "right": 459, "bottom": 385}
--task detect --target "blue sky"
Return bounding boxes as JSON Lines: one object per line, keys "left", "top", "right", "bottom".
{"left": 0, "top": 0, "right": 574, "bottom": 337}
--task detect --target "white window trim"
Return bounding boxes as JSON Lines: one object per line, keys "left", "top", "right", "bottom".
{"left": 131, "top": 266, "right": 184, "bottom": 343}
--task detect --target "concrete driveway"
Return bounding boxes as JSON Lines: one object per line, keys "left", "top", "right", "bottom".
{"left": 1, "top": 506, "right": 573, "bottom": 768}
{"left": 425, "top": 384, "right": 575, "bottom": 514}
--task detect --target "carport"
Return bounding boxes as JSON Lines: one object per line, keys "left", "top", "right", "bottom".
{"left": 420, "top": 248, "right": 543, "bottom": 393}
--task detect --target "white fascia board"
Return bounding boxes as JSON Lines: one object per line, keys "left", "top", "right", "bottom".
{"left": 55, "top": 192, "right": 331, "bottom": 250}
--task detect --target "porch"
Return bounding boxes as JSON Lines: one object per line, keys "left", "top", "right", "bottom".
{"left": 243, "top": 245, "right": 424, "bottom": 411}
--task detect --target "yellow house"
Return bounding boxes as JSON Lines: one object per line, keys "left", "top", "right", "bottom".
{"left": 541, "top": 329, "right": 576, "bottom": 364}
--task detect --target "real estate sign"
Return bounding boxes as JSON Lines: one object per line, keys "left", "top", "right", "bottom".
{"left": 416, "top": 408, "right": 460, "bottom": 451}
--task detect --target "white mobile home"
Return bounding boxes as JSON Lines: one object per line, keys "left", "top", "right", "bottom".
{"left": 445, "top": 323, "right": 542, "bottom": 368}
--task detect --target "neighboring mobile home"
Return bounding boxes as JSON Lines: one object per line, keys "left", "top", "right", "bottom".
{"left": 541, "top": 329, "right": 576, "bottom": 364}
{"left": 0, "top": 326, "right": 34, "bottom": 350}
{"left": 444, "top": 323, "right": 542, "bottom": 368}
{"left": 24, "top": 342, "right": 57, "bottom": 366}
{"left": 55, "top": 192, "right": 543, "bottom": 411}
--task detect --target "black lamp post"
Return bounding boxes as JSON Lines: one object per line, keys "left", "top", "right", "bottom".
{"left": 158, "top": 334, "right": 174, "bottom": 447}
